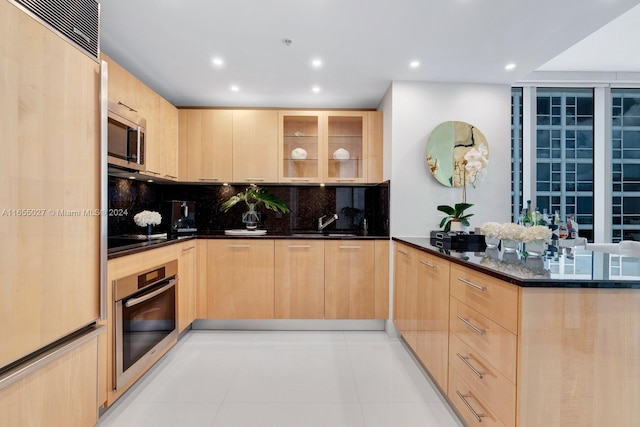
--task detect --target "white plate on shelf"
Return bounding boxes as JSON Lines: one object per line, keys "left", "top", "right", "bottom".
{"left": 224, "top": 229, "right": 267, "bottom": 236}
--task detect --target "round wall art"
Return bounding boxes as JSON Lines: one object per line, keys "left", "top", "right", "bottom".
{"left": 425, "top": 121, "right": 489, "bottom": 187}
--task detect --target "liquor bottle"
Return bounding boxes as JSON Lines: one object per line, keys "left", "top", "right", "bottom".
{"left": 567, "top": 215, "right": 579, "bottom": 239}
{"left": 558, "top": 220, "right": 568, "bottom": 239}
{"left": 542, "top": 208, "right": 550, "bottom": 227}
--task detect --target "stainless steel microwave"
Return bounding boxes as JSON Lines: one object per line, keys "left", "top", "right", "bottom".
{"left": 107, "top": 100, "right": 146, "bottom": 171}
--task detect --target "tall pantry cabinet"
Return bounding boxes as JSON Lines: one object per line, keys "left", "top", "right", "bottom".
{"left": 0, "top": 1, "right": 101, "bottom": 426}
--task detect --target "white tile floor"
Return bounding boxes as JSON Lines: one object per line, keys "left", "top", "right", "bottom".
{"left": 98, "top": 331, "right": 463, "bottom": 427}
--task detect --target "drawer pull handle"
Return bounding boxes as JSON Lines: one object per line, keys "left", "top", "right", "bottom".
{"left": 398, "top": 250, "right": 410, "bottom": 256}
{"left": 457, "top": 315, "right": 486, "bottom": 335}
{"left": 455, "top": 391, "right": 486, "bottom": 423}
{"left": 228, "top": 244, "right": 250, "bottom": 248}
{"left": 339, "top": 246, "right": 361, "bottom": 249}
{"left": 182, "top": 246, "right": 196, "bottom": 251}
{"left": 199, "top": 178, "right": 219, "bottom": 181}
{"left": 246, "top": 178, "right": 265, "bottom": 182}
{"left": 456, "top": 353, "right": 485, "bottom": 379}
{"left": 458, "top": 278, "right": 486, "bottom": 291}
{"left": 419, "top": 260, "right": 436, "bottom": 269}
{"left": 288, "top": 245, "right": 311, "bottom": 248}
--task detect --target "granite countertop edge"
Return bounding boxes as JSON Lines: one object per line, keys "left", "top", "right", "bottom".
{"left": 392, "top": 236, "right": 640, "bottom": 290}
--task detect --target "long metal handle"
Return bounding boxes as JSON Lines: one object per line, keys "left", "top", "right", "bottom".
{"left": 288, "top": 245, "right": 311, "bottom": 248}
{"left": 339, "top": 245, "right": 361, "bottom": 249}
{"left": 228, "top": 244, "right": 250, "bottom": 248}
{"left": 456, "top": 353, "right": 485, "bottom": 379}
{"left": 117, "top": 101, "right": 137, "bottom": 112}
{"left": 72, "top": 27, "right": 91, "bottom": 44}
{"left": 246, "top": 178, "right": 265, "bottom": 182}
{"left": 458, "top": 277, "right": 486, "bottom": 292}
{"left": 455, "top": 391, "right": 485, "bottom": 423}
{"left": 182, "top": 246, "right": 196, "bottom": 251}
{"left": 125, "top": 280, "right": 176, "bottom": 308}
{"left": 291, "top": 178, "right": 310, "bottom": 182}
{"left": 398, "top": 250, "right": 410, "bottom": 256}
{"left": 336, "top": 178, "right": 356, "bottom": 182}
{"left": 0, "top": 325, "right": 104, "bottom": 391}
{"left": 419, "top": 260, "right": 436, "bottom": 269}
{"left": 165, "top": 174, "right": 178, "bottom": 179}
{"left": 457, "top": 315, "right": 486, "bottom": 335}
{"left": 199, "top": 178, "right": 219, "bottom": 181}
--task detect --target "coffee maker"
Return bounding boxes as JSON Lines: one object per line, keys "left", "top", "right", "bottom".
{"left": 163, "top": 200, "right": 197, "bottom": 236}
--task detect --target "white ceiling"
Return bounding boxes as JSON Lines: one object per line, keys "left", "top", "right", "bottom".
{"left": 100, "top": 0, "right": 640, "bottom": 109}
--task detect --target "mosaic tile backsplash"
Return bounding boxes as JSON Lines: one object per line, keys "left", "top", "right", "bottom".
{"left": 108, "top": 177, "right": 389, "bottom": 236}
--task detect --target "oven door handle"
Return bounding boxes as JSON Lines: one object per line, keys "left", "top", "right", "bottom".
{"left": 124, "top": 279, "right": 176, "bottom": 308}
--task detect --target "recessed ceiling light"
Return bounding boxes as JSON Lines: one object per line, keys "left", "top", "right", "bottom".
{"left": 505, "top": 63, "right": 516, "bottom": 71}
{"left": 409, "top": 60, "right": 420, "bottom": 68}
{"left": 312, "top": 86, "right": 321, "bottom": 93}
{"left": 212, "top": 57, "right": 224, "bottom": 67}
{"left": 230, "top": 85, "right": 240, "bottom": 92}
{"left": 311, "top": 59, "right": 322, "bottom": 68}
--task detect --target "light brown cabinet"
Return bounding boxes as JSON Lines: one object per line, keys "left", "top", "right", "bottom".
{"left": 0, "top": 332, "right": 101, "bottom": 427}
{"left": 103, "top": 54, "right": 179, "bottom": 180}
{"left": 393, "top": 244, "right": 418, "bottom": 348}
{"left": 278, "top": 111, "right": 382, "bottom": 184}
{"left": 233, "top": 110, "right": 279, "bottom": 183}
{"left": 177, "top": 242, "right": 197, "bottom": 333}
{"left": 205, "top": 239, "right": 275, "bottom": 319}
{"left": 274, "top": 240, "right": 325, "bottom": 319}
{"left": 415, "top": 250, "right": 450, "bottom": 391}
{"left": 1, "top": 0, "right": 100, "bottom": 368}
{"left": 179, "top": 109, "right": 233, "bottom": 183}
{"left": 324, "top": 240, "right": 375, "bottom": 319}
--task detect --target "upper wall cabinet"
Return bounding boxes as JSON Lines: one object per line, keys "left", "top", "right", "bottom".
{"left": 279, "top": 111, "right": 383, "bottom": 184}
{"left": 232, "top": 110, "right": 279, "bottom": 183}
{"left": 102, "top": 54, "right": 178, "bottom": 181}
{"left": 178, "top": 109, "right": 233, "bottom": 183}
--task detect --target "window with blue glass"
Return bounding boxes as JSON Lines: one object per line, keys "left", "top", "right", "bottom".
{"left": 612, "top": 89, "right": 640, "bottom": 242}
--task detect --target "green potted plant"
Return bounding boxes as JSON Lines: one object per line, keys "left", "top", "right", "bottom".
{"left": 220, "top": 184, "right": 290, "bottom": 229}
{"left": 437, "top": 202, "right": 473, "bottom": 233}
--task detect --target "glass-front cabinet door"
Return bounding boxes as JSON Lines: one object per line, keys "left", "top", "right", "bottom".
{"left": 279, "top": 112, "right": 322, "bottom": 183}
{"left": 325, "top": 112, "right": 367, "bottom": 183}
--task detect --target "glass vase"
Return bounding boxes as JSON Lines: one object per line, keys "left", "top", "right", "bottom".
{"left": 484, "top": 236, "right": 500, "bottom": 249}
{"left": 524, "top": 239, "right": 546, "bottom": 257}
{"left": 501, "top": 238, "right": 520, "bottom": 253}
{"left": 242, "top": 203, "right": 260, "bottom": 230}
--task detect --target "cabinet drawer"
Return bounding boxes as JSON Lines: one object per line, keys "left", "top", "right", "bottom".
{"left": 450, "top": 298, "right": 517, "bottom": 383}
{"left": 449, "top": 368, "right": 507, "bottom": 427}
{"left": 450, "top": 264, "right": 519, "bottom": 334}
{"left": 449, "top": 334, "right": 516, "bottom": 427}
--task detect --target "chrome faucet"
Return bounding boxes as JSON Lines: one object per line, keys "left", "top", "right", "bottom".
{"left": 318, "top": 213, "right": 338, "bottom": 231}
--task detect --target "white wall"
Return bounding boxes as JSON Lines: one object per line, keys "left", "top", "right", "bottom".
{"left": 380, "top": 81, "right": 512, "bottom": 237}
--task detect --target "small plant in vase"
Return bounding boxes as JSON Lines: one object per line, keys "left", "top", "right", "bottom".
{"left": 220, "top": 184, "right": 290, "bottom": 230}
{"left": 437, "top": 203, "right": 473, "bottom": 233}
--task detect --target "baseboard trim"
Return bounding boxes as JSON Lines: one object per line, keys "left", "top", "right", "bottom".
{"left": 192, "top": 319, "right": 386, "bottom": 331}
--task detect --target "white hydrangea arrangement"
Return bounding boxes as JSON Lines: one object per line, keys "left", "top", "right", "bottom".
{"left": 480, "top": 222, "right": 552, "bottom": 243}
{"left": 497, "top": 223, "right": 525, "bottom": 240}
{"left": 133, "top": 210, "right": 162, "bottom": 227}
{"left": 463, "top": 143, "right": 489, "bottom": 187}
{"left": 521, "top": 225, "right": 552, "bottom": 243}
{"left": 479, "top": 222, "right": 502, "bottom": 238}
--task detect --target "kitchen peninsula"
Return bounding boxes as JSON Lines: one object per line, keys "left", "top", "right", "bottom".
{"left": 393, "top": 237, "right": 640, "bottom": 427}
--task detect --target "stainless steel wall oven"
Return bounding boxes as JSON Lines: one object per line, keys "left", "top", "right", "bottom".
{"left": 114, "top": 260, "right": 178, "bottom": 390}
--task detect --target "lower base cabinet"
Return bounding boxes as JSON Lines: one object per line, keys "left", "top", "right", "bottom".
{"left": 275, "top": 240, "right": 325, "bottom": 319}
{"left": 324, "top": 240, "right": 375, "bottom": 319}
{"left": 178, "top": 241, "right": 197, "bottom": 333}
{"left": 0, "top": 333, "right": 100, "bottom": 427}
{"left": 205, "top": 239, "right": 275, "bottom": 319}
{"left": 393, "top": 240, "right": 640, "bottom": 427}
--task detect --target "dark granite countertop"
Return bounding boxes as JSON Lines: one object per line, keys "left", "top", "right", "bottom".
{"left": 107, "top": 232, "right": 389, "bottom": 260}
{"left": 393, "top": 236, "right": 640, "bottom": 289}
